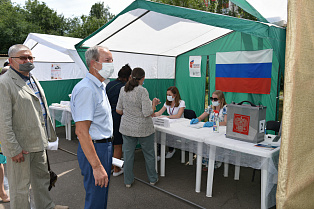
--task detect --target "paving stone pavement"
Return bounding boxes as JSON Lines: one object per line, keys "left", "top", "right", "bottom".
{"left": 1, "top": 126, "right": 276, "bottom": 209}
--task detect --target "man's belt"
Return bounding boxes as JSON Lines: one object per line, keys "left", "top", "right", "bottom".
{"left": 92, "top": 136, "right": 114, "bottom": 144}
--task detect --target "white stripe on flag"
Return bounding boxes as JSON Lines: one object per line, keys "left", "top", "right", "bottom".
{"left": 216, "top": 49, "right": 273, "bottom": 64}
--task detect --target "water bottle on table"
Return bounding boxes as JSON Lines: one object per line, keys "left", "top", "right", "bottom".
{"left": 213, "top": 110, "right": 219, "bottom": 133}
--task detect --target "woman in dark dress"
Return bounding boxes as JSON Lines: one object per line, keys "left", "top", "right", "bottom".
{"left": 106, "top": 64, "right": 132, "bottom": 176}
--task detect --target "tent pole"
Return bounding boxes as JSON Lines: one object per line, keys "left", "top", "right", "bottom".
{"left": 275, "top": 65, "right": 281, "bottom": 121}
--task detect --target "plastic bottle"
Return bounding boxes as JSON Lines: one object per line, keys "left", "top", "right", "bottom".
{"left": 213, "top": 111, "right": 219, "bottom": 133}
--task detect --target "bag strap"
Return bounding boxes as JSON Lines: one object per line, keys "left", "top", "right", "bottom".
{"left": 237, "top": 101, "right": 256, "bottom": 107}
{"left": 46, "top": 150, "right": 51, "bottom": 171}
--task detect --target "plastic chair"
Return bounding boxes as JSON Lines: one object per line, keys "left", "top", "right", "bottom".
{"left": 184, "top": 109, "right": 197, "bottom": 120}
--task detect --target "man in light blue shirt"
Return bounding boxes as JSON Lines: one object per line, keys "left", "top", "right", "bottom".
{"left": 71, "top": 46, "right": 114, "bottom": 209}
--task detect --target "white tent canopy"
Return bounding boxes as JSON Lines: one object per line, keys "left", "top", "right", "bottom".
{"left": 24, "top": 33, "right": 88, "bottom": 81}
{"left": 80, "top": 8, "right": 232, "bottom": 79}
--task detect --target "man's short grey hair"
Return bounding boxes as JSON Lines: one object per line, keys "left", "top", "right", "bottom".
{"left": 85, "top": 46, "right": 109, "bottom": 68}
{"left": 8, "top": 44, "right": 31, "bottom": 57}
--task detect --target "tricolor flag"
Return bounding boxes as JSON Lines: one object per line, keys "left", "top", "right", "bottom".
{"left": 215, "top": 49, "right": 273, "bottom": 94}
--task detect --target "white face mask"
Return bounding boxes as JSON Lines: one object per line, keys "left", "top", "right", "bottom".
{"left": 96, "top": 62, "right": 114, "bottom": 79}
{"left": 212, "top": 101, "right": 220, "bottom": 107}
{"left": 167, "top": 95, "right": 174, "bottom": 102}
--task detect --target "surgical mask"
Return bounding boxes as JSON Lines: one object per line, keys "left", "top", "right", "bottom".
{"left": 97, "top": 62, "right": 114, "bottom": 79}
{"left": 212, "top": 101, "right": 220, "bottom": 107}
{"left": 15, "top": 60, "right": 35, "bottom": 72}
{"left": 167, "top": 96, "right": 174, "bottom": 102}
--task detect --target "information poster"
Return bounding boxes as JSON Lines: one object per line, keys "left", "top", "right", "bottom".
{"left": 189, "top": 56, "right": 201, "bottom": 77}
{"left": 51, "top": 64, "right": 62, "bottom": 79}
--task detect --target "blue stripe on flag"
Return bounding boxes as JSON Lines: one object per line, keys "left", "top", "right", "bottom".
{"left": 216, "top": 63, "right": 272, "bottom": 78}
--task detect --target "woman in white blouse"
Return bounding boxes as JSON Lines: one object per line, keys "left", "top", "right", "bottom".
{"left": 116, "top": 67, "right": 159, "bottom": 188}
{"left": 155, "top": 86, "right": 185, "bottom": 159}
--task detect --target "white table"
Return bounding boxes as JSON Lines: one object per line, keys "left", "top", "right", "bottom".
{"left": 154, "top": 118, "right": 211, "bottom": 193}
{"left": 154, "top": 118, "right": 279, "bottom": 209}
{"left": 49, "top": 105, "right": 72, "bottom": 140}
{"left": 203, "top": 126, "right": 279, "bottom": 209}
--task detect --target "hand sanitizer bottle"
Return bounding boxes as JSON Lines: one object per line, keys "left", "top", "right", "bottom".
{"left": 213, "top": 112, "right": 219, "bottom": 133}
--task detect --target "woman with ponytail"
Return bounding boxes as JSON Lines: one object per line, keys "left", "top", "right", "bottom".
{"left": 116, "top": 67, "right": 159, "bottom": 188}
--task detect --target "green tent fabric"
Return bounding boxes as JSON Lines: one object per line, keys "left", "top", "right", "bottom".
{"left": 75, "top": 0, "right": 286, "bottom": 122}
{"left": 230, "top": 0, "right": 287, "bottom": 26}
{"left": 229, "top": 0, "right": 268, "bottom": 23}
{"left": 176, "top": 32, "right": 280, "bottom": 121}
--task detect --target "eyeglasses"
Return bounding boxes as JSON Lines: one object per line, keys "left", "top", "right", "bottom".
{"left": 210, "top": 97, "right": 219, "bottom": 101}
{"left": 11, "top": 56, "right": 35, "bottom": 61}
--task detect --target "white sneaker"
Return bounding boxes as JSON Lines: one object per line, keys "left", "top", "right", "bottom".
{"left": 113, "top": 168, "right": 124, "bottom": 177}
{"left": 165, "top": 149, "right": 176, "bottom": 159}
{"left": 214, "top": 161, "right": 222, "bottom": 169}
{"left": 150, "top": 178, "right": 159, "bottom": 186}
{"left": 157, "top": 156, "right": 161, "bottom": 161}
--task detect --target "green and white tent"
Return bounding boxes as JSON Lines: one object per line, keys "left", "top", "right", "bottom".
{"left": 75, "top": 0, "right": 286, "bottom": 121}
{"left": 24, "top": 33, "right": 88, "bottom": 105}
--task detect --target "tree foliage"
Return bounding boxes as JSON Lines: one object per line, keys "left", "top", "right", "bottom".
{"left": 0, "top": 0, "right": 256, "bottom": 54}
{"left": 152, "top": 0, "right": 257, "bottom": 20}
{"left": 0, "top": 0, "right": 114, "bottom": 54}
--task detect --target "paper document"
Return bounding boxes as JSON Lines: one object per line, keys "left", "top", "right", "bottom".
{"left": 47, "top": 137, "right": 59, "bottom": 150}
{"left": 189, "top": 124, "right": 203, "bottom": 129}
{"left": 112, "top": 157, "right": 124, "bottom": 168}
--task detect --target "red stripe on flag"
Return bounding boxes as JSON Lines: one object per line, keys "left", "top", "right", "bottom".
{"left": 216, "top": 77, "right": 271, "bottom": 94}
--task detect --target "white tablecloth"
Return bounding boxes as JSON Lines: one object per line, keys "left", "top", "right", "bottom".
{"left": 154, "top": 118, "right": 279, "bottom": 209}
{"left": 49, "top": 105, "right": 72, "bottom": 140}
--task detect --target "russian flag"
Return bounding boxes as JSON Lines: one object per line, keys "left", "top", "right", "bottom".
{"left": 215, "top": 49, "right": 273, "bottom": 94}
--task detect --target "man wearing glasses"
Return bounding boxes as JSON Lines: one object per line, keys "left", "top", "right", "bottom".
{"left": 0, "top": 44, "right": 68, "bottom": 209}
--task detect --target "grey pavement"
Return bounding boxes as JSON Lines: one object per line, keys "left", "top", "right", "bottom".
{"left": 1, "top": 126, "right": 276, "bottom": 209}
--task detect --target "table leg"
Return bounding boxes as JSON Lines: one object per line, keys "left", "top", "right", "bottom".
{"left": 223, "top": 149, "right": 229, "bottom": 177}
{"left": 195, "top": 141, "right": 203, "bottom": 193}
{"left": 224, "top": 163, "right": 229, "bottom": 178}
{"left": 261, "top": 158, "right": 269, "bottom": 209}
{"left": 67, "top": 122, "right": 71, "bottom": 140}
{"left": 189, "top": 152, "right": 194, "bottom": 166}
{"left": 234, "top": 152, "right": 241, "bottom": 180}
{"left": 154, "top": 134, "right": 158, "bottom": 173}
{"left": 181, "top": 138, "right": 185, "bottom": 164}
{"left": 50, "top": 109, "right": 56, "bottom": 130}
{"left": 206, "top": 145, "right": 216, "bottom": 197}
{"left": 160, "top": 132, "right": 166, "bottom": 177}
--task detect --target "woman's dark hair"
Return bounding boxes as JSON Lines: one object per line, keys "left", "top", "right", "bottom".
{"left": 118, "top": 64, "right": 132, "bottom": 82}
{"left": 165, "top": 86, "right": 182, "bottom": 107}
{"left": 124, "top": 67, "right": 145, "bottom": 92}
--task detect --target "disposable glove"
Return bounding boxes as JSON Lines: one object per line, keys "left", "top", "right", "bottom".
{"left": 190, "top": 118, "right": 199, "bottom": 124}
{"left": 203, "top": 121, "right": 214, "bottom": 127}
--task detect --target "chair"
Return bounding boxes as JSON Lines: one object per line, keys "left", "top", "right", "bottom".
{"left": 266, "top": 120, "right": 281, "bottom": 134}
{"left": 183, "top": 109, "right": 197, "bottom": 165}
{"left": 252, "top": 120, "right": 281, "bottom": 182}
{"left": 184, "top": 109, "right": 196, "bottom": 120}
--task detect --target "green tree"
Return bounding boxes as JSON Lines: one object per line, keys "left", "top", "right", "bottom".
{"left": 152, "top": 0, "right": 257, "bottom": 20}
{"left": 0, "top": 0, "right": 36, "bottom": 53}
{"left": 67, "top": 3, "right": 114, "bottom": 38}
{"left": 0, "top": 0, "right": 115, "bottom": 53}
{"left": 23, "top": 0, "right": 66, "bottom": 35}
